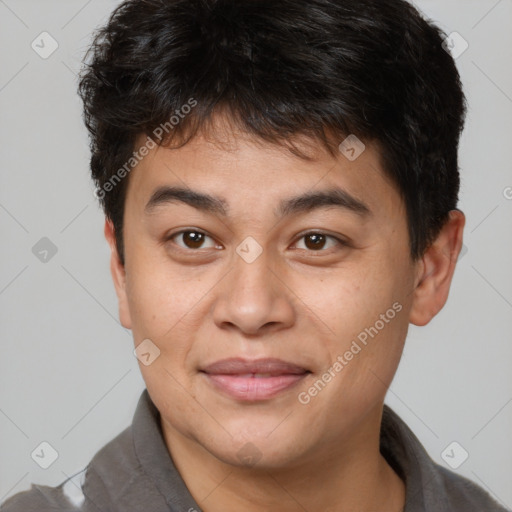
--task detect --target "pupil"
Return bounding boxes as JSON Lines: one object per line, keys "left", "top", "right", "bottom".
{"left": 184, "top": 231, "right": 204, "bottom": 249}
{"left": 305, "top": 234, "right": 325, "bottom": 250}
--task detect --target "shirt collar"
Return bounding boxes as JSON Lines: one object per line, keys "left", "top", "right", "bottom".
{"left": 132, "top": 389, "right": 445, "bottom": 512}
{"left": 132, "top": 389, "right": 203, "bottom": 512}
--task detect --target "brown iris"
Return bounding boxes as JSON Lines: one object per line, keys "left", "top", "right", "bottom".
{"left": 303, "top": 234, "right": 327, "bottom": 250}
{"left": 182, "top": 231, "right": 205, "bottom": 249}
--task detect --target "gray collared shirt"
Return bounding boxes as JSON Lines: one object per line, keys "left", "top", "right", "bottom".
{"left": 2, "top": 389, "right": 509, "bottom": 511}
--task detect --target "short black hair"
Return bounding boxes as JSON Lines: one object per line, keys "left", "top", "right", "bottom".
{"left": 78, "top": 0, "right": 466, "bottom": 265}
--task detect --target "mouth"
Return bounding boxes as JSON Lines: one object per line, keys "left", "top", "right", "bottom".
{"left": 200, "top": 358, "right": 311, "bottom": 401}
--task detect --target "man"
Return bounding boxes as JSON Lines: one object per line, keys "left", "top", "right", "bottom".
{"left": 2, "top": 0, "right": 509, "bottom": 511}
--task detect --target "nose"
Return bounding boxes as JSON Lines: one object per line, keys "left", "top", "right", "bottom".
{"left": 212, "top": 247, "right": 295, "bottom": 336}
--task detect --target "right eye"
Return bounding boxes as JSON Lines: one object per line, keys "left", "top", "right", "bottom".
{"left": 168, "top": 229, "right": 222, "bottom": 251}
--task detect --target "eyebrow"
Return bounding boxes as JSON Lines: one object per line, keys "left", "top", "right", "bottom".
{"left": 145, "top": 186, "right": 228, "bottom": 216}
{"left": 144, "top": 185, "right": 371, "bottom": 218}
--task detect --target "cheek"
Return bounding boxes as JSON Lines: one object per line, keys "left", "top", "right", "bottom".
{"left": 124, "top": 250, "right": 201, "bottom": 339}
{"left": 296, "top": 253, "right": 410, "bottom": 391}
{"left": 299, "top": 262, "right": 395, "bottom": 341}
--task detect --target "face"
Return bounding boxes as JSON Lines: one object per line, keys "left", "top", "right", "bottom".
{"left": 107, "top": 119, "right": 435, "bottom": 469}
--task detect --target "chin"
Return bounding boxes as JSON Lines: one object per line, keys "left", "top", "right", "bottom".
{"left": 208, "top": 441, "right": 300, "bottom": 471}
{"left": 194, "top": 420, "right": 308, "bottom": 469}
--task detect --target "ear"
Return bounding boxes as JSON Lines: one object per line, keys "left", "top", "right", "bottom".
{"left": 104, "top": 219, "right": 132, "bottom": 329}
{"left": 409, "top": 210, "right": 465, "bottom": 326}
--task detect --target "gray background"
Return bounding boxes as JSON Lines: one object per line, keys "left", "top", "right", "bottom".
{"left": 1, "top": 0, "right": 511, "bottom": 507}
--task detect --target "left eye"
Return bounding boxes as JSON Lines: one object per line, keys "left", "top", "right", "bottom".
{"left": 294, "top": 233, "right": 342, "bottom": 251}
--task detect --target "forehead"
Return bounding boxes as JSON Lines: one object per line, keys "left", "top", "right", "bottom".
{"left": 125, "top": 122, "right": 403, "bottom": 225}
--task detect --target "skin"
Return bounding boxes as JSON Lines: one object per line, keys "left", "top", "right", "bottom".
{"left": 105, "top": 115, "right": 465, "bottom": 512}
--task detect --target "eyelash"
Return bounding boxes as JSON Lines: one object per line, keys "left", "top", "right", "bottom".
{"left": 167, "top": 229, "right": 349, "bottom": 253}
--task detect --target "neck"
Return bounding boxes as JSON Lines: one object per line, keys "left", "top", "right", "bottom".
{"left": 161, "top": 405, "right": 405, "bottom": 512}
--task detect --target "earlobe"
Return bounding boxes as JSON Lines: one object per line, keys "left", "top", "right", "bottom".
{"left": 409, "top": 210, "right": 465, "bottom": 326}
{"left": 104, "top": 219, "right": 132, "bottom": 330}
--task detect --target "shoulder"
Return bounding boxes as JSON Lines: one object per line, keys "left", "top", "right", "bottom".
{"left": 0, "top": 427, "right": 135, "bottom": 512}
{"left": 0, "top": 470, "right": 87, "bottom": 512}
{"left": 431, "top": 464, "right": 510, "bottom": 512}
{"left": 381, "top": 405, "right": 510, "bottom": 512}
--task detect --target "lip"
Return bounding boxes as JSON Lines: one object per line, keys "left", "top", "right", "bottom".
{"left": 201, "top": 358, "right": 310, "bottom": 401}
